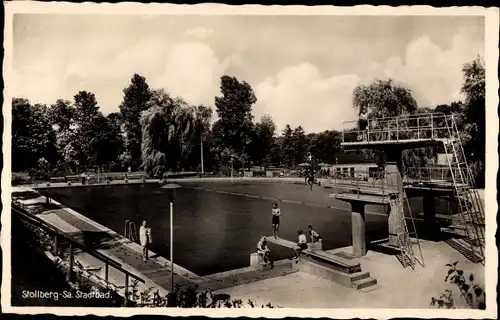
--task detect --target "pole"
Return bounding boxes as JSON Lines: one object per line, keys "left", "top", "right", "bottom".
{"left": 200, "top": 138, "right": 204, "bottom": 175}
{"left": 68, "top": 243, "right": 74, "bottom": 282}
{"left": 170, "top": 201, "right": 174, "bottom": 293}
{"left": 230, "top": 159, "right": 234, "bottom": 178}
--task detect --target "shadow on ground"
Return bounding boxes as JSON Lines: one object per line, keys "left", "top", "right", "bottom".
{"left": 12, "top": 191, "right": 40, "bottom": 200}
{"left": 22, "top": 202, "right": 69, "bottom": 215}
{"left": 67, "top": 230, "right": 125, "bottom": 251}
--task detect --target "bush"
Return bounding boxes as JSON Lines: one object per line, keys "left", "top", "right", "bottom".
{"left": 12, "top": 172, "right": 32, "bottom": 186}
{"left": 430, "top": 261, "right": 485, "bottom": 309}
{"left": 469, "top": 160, "right": 485, "bottom": 188}
{"left": 137, "top": 285, "right": 280, "bottom": 308}
{"left": 253, "top": 170, "right": 266, "bottom": 177}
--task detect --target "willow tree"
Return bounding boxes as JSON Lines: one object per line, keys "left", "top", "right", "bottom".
{"left": 140, "top": 90, "right": 195, "bottom": 176}
{"left": 351, "top": 79, "right": 434, "bottom": 172}
{"left": 352, "top": 79, "right": 418, "bottom": 119}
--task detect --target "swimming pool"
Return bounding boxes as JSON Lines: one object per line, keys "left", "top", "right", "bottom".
{"left": 39, "top": 181, "right": 454, "bottom": 275}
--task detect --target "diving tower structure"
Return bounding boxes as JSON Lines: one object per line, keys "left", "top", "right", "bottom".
{"left": 329, "top": 112, "right": 485, "bottom": 268}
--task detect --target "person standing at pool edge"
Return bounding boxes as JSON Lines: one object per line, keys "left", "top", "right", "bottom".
{"left": 139, "top": 220, "right": 152, "bottom": 261}
{"left": 272, "top": 203, "right": 281, "bottom": 239}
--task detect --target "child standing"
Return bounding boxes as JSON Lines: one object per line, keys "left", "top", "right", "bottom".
{"left": 272, "top": 203, "right": 281, "bottom": 239}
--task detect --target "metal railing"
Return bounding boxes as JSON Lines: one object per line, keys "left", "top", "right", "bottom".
{"left": 328, "top": 170, "right": 403, "bottom": 198}
{"left": 342, "top": 113, "right": 454, "bottom": 144}
{"left": 12, "top": 202, "right": 145, "bottom": 306}
{"left": 404, "top": 166, "right": 467, "bottom": 185}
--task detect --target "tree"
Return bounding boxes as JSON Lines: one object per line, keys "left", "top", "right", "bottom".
{"left": 213, "top": 75, "right": 257, "bottom": 169}
{"left": 254, "top": 115, "right": 277, "bottom": 170}
{"left": 119, "top": 74, "right": 153, "bottom": 170}
{"left": 69, "top": 91, "right": 117, "bottom": 170}
{"left": 140, "top": 94, "right": 196, "bottom": 176}
{"left": 352, "top": 79, "right": 418, "bottom": 120}
{"left": 48, "top": 99, "right": 75, "bottom": 132}
{"left": 434, "top": 101, "right": 464, "bottom": 115}
{"left": 460, "top": 57, "right": 485, "bottom": 187}
{"left": 281, "top": 125, "right": 295, "bottom": 168}
{"left": 12, "top": 98, "right": 58, "bottom": 173}
{"left": 352, "top": 79, "right": 421, "bottom": 170}
{"left": 292, "top": 126, "right": 308, "bottom": 166}
{"left": 268, "top": 136, "right": 283, "bottom": 168}
{"left": 104, "top": 112, "right": 125, "bottom": 170}
{"left": 192, "top": 105, "right": 213, "bottom": 173}
{"left": 46, "top": 99, "right": 78, "bottom": 174}
{"left": 308, "top": 130, "right": 342, "bottom": 164}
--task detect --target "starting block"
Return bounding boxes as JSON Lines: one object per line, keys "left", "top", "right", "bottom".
{"left": 250, "top": 252, "right": 273, "bottom": 270}
{"left": 309, "top": 241, "right": 323, "bottom": 251}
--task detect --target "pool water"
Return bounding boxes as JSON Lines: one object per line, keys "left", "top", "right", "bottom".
{"left": 39, "top": 182, "right": 455, "bottom": 276}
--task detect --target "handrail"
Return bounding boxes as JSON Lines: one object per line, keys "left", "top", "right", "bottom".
{"left": 342, "top": 112, "right": 448, "bottom": 125}
{"left": 341, "top": 113, "right": 456, "bottom": 144}
{"left": 329, "top": 170, "right": 401, "bottom": 197}
{"left": 12, "top": 203, "right": 145, "bottom": 284}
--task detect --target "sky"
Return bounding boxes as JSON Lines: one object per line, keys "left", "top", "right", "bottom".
{"left": 12, "top": 14, "right": 484, "bottom": 133}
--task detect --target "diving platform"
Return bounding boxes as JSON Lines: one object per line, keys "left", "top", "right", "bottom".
{"left": 342, "top": 138, "right": 450, "bottom": 150}
{"left": 338, "top": 112, "right": 485, "bottom": 264}
{"left": 330, "top": 193, "right": 391, "bottom": 205}
{"left": 263, "top": 237, "right": 378, "bottom": 290}
{"left": 341, "top": 113, "right": 453, "bottom": 149}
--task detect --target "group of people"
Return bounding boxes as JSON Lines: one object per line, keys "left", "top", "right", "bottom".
{"left": 138, "top": 202, "right": 323, "bottom": 268}
{"left": 258, "top": 202, "right": 323, "bottom": 267}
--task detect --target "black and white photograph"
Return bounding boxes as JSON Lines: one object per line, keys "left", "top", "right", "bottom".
{"left": 2, "top": 3, "right": 498, "bottom": 318}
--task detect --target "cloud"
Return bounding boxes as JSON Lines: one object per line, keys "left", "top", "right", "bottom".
{"left": 184, "top": 27, "right": 214, "bottom": 39}
{"left": 253, "top": 32, "right": 482, "bottom": 134}
{"left": 153, "top": 41, "right": 225, "bottom": 107}
{"left": 12, "top": 16, "right": 483, "bottom": 135}
{"left": 362, "top": 34, "right": 482, "bottom": 107}
{"left": 255, "top": 62, "right": 360, "bottom": 133}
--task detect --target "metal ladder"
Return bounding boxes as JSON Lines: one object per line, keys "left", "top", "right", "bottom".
{"left": 125, "top": 220, "right": 138, "bottom": 242}
{"left": 442, "top": 114, "right": 485, "bottom": 263}
{"left": 389, "top": 172, "right": 425, "bottom": 269}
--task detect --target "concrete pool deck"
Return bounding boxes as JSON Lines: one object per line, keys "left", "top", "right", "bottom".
{"left": 215, "top": 240, "right": 486, "bottom": 308}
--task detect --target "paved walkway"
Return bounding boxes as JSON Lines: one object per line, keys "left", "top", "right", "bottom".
{"left": 217, "top": 241, "right": 486, "bottom": 308}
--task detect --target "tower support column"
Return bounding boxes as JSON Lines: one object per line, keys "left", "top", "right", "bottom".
{"left": 388, "top": 198, "right": 406, "bottom": 247}
{"left": 423, "top": 193, "right": 438, "bottom": 238}
{"left": 351, "top": 201, "right": 367, "bottom": 257}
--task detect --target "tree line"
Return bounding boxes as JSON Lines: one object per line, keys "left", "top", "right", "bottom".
{"left": 12, "top": 57, "right": 485, "bottom": 186}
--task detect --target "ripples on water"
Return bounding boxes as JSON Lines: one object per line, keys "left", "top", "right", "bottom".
{"left": 40, "top": 182, "right": 456, "bottom": 276}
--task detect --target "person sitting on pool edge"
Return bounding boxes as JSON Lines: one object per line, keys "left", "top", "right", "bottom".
{"left": 257, "top": 236, "right": 274, "bottom": 269}
{"left": 139, "top": 220, "right": 152, "bottom": 262}
{"left": 293, "top": 229, "right": 309, "bottom": 262}
{"left": 308, "top": 225, "right": 322, "bottom": 243}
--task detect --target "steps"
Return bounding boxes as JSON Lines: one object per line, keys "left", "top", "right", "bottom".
{"left": 352, "top": 276, "right": 378, "bottom": 290}
{"left": 292, "top": 257, "right": 378, "bottom": 291}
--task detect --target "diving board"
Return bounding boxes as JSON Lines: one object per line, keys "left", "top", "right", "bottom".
{"left": 265, "top": 237, "right": 361, "bottom": 274}
{"left": 264, "top": 237, "right": 377, "bottom": 290}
